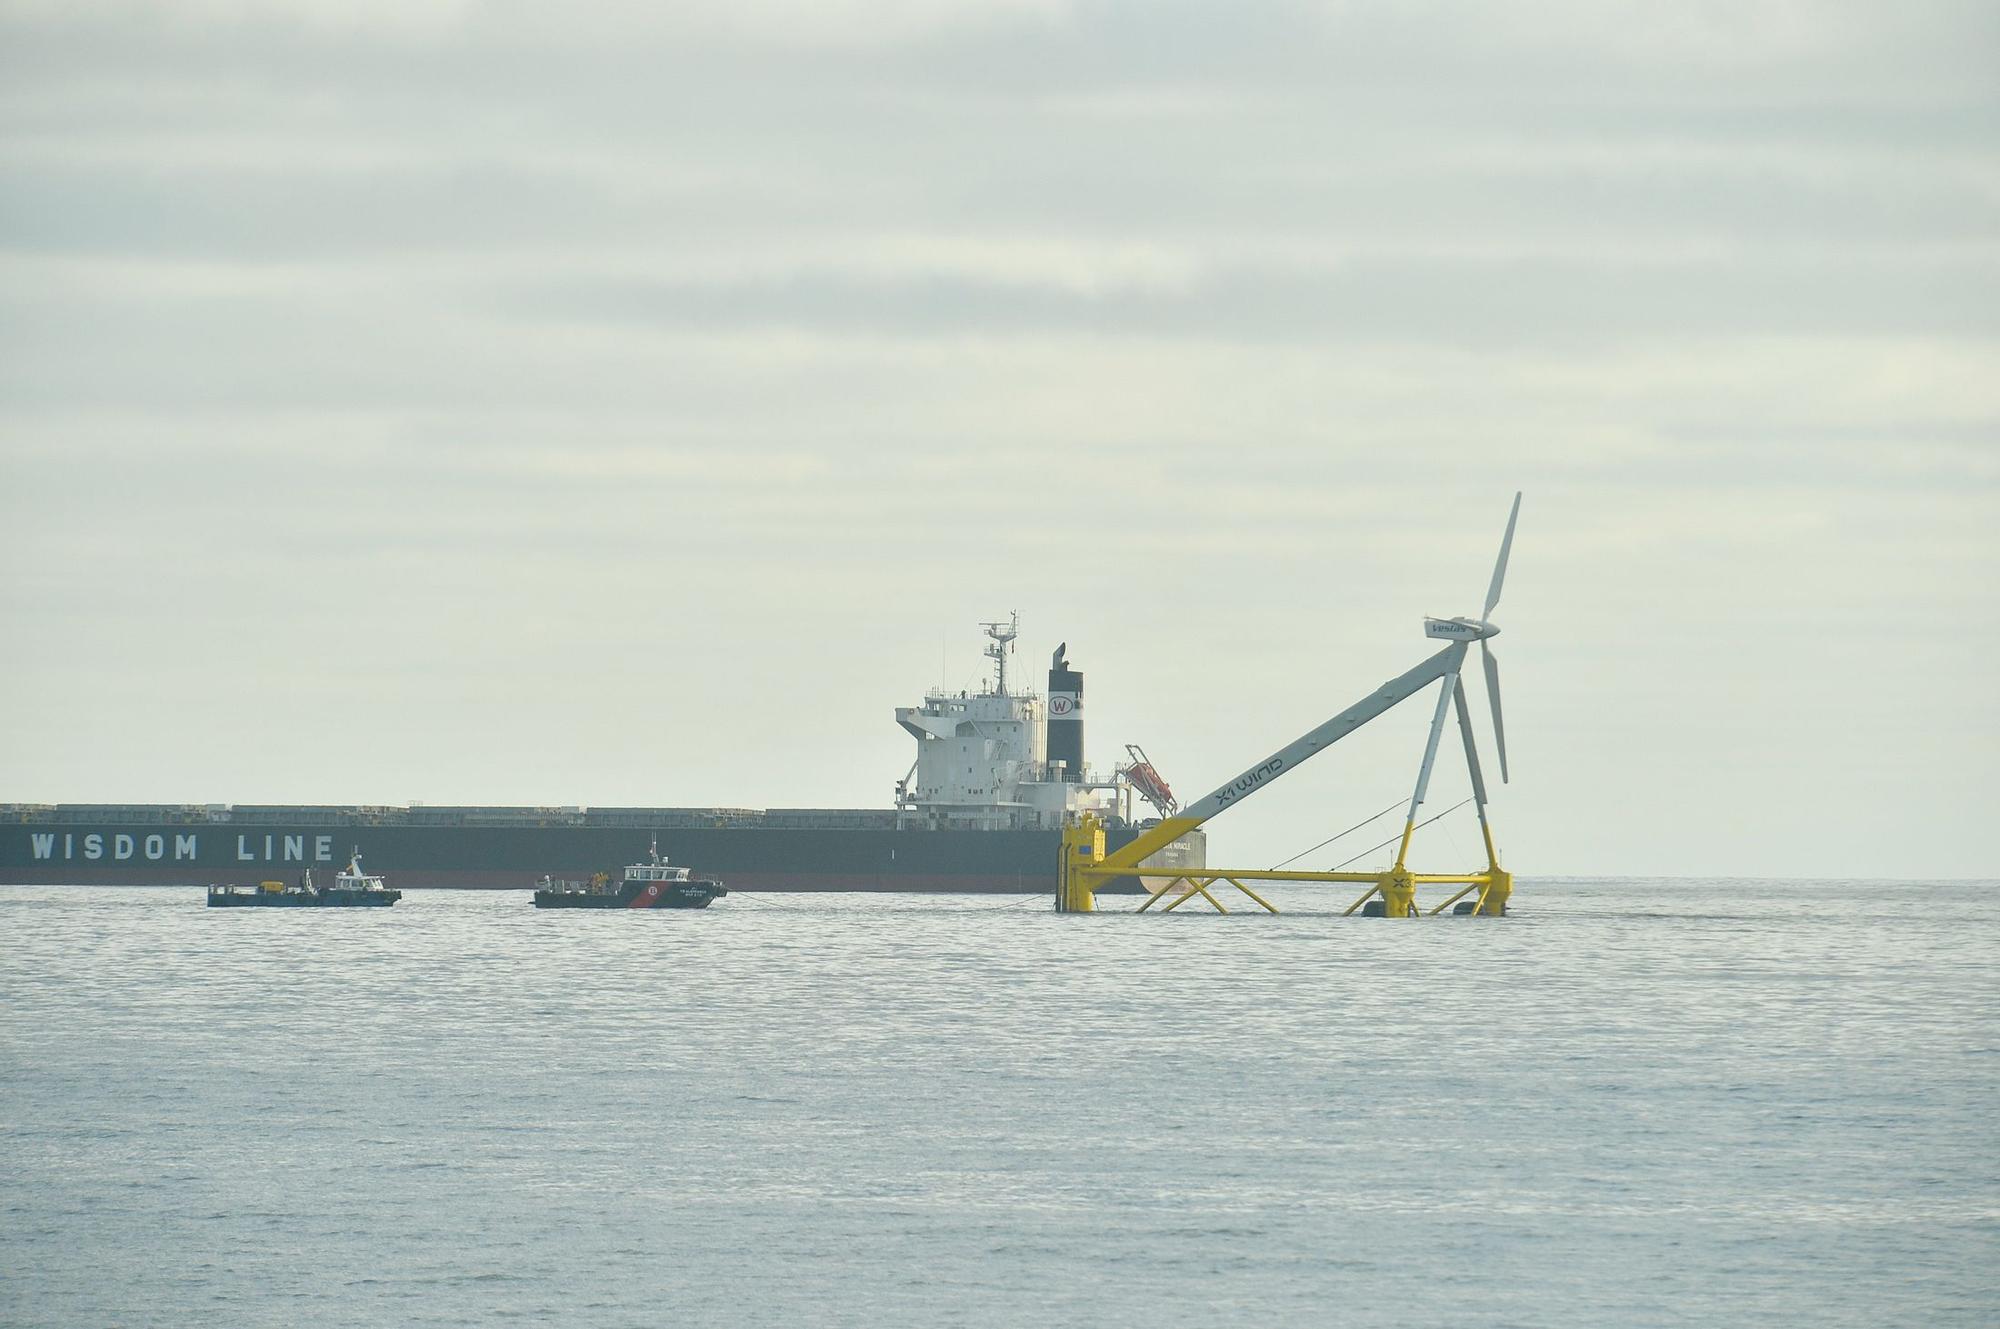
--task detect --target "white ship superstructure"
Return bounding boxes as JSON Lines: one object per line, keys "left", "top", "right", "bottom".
{"left": 894, "top": 616, "right": 1135, "bottom": 831}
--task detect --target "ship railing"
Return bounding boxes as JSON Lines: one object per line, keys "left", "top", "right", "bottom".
{"left": 230, "top": 806, "right": 362, "bottom": 825}
{"left": 582, "top": 808, "right": 765, "bottom": 828}
{"left": 50, "top": 804, "right": 215, "bottom": 825}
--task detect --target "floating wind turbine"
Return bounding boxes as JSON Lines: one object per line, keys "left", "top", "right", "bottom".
{"left": 1059, "top": 492, "right": 1526, "bottom": 917}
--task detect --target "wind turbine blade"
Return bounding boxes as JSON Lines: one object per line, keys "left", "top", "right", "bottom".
{"left": 1482, "top": 639, "right": 1509, "bottom": 784}
{"left": 1483, "top": 491, "right": 1522, "bottom": 619}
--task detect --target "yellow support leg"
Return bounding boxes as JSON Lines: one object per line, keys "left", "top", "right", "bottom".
{"left": 1223, "top": 877, "right": 1279, "bottom": 914}
{"left": 1057, "top": 816, "right": 1104, "bottom": 914}
{"left": 1392, "top": 819, "right": 1417, "bottom": 870}
{"left": 1135, "top": 876, "right": 1189, "bottom": 913}
{"left": 1158, "top": 883, "right": 1227, "bottom": 913}
{"left": 1474, "top": 867, "right": 1512, "bottom": 916}
{"left": 1427, "top": 882, "right": 1480, "bottom": 916}
{"left": 1057, "top": 866, "right": 1096, "bottom": 913}
{"left": 1341, "top": 884, "right": 1379, "bottom": 916}
{"left": 1377, "top": 867, "right": 1417, "bottom": 918}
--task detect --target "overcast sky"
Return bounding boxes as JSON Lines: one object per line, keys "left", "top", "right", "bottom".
{"left": 2, "top": 1, "right": 1995, "bottom": 878}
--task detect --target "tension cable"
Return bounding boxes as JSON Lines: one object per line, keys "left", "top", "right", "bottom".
{"left": 1267, "top": 800, "right": 1405, "bottom": 871}
{"left": 1326, "top": 798, "right": 1473, "bottom": 871}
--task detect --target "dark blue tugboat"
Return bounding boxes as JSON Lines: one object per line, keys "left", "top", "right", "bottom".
{"left": 534, "top": 837, "right": 726, "bottom": 909}
{"left": 207, "top": 850, "right": 401, "bottom": 908}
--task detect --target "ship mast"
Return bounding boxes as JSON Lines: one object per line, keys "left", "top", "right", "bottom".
{"left": 980, "top": 612, "right": 1019, "bottom": 696}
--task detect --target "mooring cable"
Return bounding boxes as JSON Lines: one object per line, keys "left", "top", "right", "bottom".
{"left": 957, "top": 893, "right": 1050, "bottom": 911}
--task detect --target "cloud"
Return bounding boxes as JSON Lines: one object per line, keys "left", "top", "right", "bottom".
{"left": 1, "top": 0, "right": 1995, "bottom": 873}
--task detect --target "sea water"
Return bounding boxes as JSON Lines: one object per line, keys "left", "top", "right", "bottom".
{"left": 2, "top": 880, "right": 1994, "bottom": 1327}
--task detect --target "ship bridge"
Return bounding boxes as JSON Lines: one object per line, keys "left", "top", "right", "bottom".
{"left": 894, "top": 616, "right": 1125, "bottom": 832}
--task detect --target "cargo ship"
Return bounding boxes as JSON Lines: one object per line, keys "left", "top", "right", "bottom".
{"left": 1, "top": 622, "right": 1204, "bottom": 892}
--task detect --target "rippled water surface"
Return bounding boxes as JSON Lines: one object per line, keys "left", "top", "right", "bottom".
{"left": 3, "top": 881, "right": 1995, "bottom": 1326}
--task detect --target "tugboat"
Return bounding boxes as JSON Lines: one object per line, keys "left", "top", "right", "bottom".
{"left": 533, "top": 837, "right": 727, "bottom": 909}
{"left": 207, "top": 849, "right": 401, "bottom": 908}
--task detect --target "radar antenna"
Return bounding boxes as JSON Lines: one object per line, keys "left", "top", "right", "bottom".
{"left": 980, "top": 612, "right": 1019, "bottom": 696}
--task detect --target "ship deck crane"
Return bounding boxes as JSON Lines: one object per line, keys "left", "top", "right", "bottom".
{"left": 1057, "top": 494, "right": 1522, "bottom": 917}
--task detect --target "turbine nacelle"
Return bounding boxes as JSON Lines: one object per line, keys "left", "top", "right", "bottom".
{"left": 1423, "top": 616, "right": 1499, "bottom": 642}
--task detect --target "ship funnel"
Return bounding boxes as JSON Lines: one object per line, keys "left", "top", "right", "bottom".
{"left": 1048, "top": 644, "right": 1084, "bottom": 782}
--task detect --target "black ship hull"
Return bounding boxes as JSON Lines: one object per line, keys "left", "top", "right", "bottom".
{"left": 5, "top": 818, "right": 1203, "bottom": 892}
